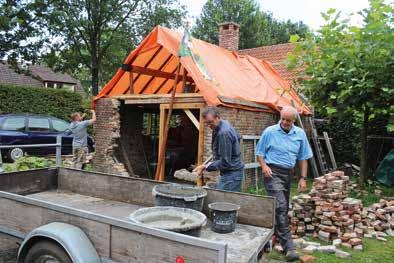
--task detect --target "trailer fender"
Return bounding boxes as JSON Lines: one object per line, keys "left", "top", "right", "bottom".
{"left": 18, "top": 222, "right": 101, "bottom": 263}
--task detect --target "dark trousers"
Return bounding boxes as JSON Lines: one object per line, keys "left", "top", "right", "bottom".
{"left": 217, "top": 169, "right": 243, "bottom": 192}
{"left": 263, "top": 164, "right": 295, "bottom": 252}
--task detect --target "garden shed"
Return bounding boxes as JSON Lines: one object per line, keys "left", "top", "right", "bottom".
{"left": 92, "top": 25, "right": 311, "bottom": 187}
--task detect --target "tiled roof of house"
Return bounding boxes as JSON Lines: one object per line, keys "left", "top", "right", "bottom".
{"left": 239, "top": 43, "right": 301, "bottom": 84}
{"left": 29, "top": 64, "right": 77, "bottom": 84}
{"left": 0, "top": 62, "right": 42, "bottom": 87}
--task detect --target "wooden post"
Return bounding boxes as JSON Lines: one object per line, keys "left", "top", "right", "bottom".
{"left": 155, "top": 60, "right": 182, "bottom": 181}
{"left": 196, "top": 108, "right": 205, "bottom": 186}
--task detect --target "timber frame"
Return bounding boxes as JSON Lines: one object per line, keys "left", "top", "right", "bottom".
{"left": 116, "top": 94, "right": 206, "bottom": 182}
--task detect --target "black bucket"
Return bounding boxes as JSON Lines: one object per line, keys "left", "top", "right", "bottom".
{"left": 153, "top": 184, "right": 207, "bottom": 211}
{"left": 208, "top": 202, "right": 240, "bottom": 233}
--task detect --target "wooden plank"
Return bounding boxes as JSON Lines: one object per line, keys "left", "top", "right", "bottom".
{"left": 115, "top": 93, "right": 204, "bottom": 99}
{"left": 0, "top": 168, "right": 57, "bottom": 195}
{"left": 203, "top": 188, "right": 275, "bottom": 229}
{"left": 183, "top": 109, "right": 200, "bottom": 130}
{"left": 130, "top": 65, "right": 193, "bottom": 83}
{"left": 57, "top": 168, "right": 275, "bottom": 228}
{"left": 323, "top": 131, "right": 337, "bottom": 170}
{"left": 111, "top": 226, "right": 221, "bottom": 263}
{"left": 161, "top": 102, "right": 206, "bottom": 109}
{"left": 0, "top": 198, "right": 111, "bottom": 257}
{"left": 218, "top": 96, "right": 270, "bottom": 111}
{"left": 58, "top": 168, "right": 159, "bottom": 206}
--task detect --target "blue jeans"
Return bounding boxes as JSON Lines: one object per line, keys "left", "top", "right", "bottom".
{"left": 216, "top": 169, "right": 243, "bottom": 192}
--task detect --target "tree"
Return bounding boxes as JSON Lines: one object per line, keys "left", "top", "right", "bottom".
{"left": 288, "top": 0, "right": 393, "bottom": 188}
{"left": 0, "top": 0, "right": 48, "bottom": 64}
{"left": 43, "top": 0, "right": 186, "bottom": 95}
{"left": 192, "top": 0, "right": 309, "bottom": 49}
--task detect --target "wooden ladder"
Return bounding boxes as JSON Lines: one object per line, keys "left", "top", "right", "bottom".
{"left": 308, "top": 118, "right": 330, "bottom": 174}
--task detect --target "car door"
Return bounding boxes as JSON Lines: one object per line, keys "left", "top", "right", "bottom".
{"left": 50, "top": 118, "right": 73, "bottom": 155}
{"left": 26, "top": 117, "right": 54, "bottom": 156}
{"left": 0, "top": 115, "right": 29, "bottom": 145}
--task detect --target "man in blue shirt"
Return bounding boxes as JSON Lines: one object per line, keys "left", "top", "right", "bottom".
{"left": 69, "top": 110, "right": 96, "bottom": 169}
{"left": 194, "top": 107, "right": 244, "bottom": 191}
{"left": 256, "top": 106, "right": 313, "bottom": 262}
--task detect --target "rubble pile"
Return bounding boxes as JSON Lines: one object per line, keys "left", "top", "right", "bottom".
{"left": 290, "top": 170, "right": 394, "bottom": 251}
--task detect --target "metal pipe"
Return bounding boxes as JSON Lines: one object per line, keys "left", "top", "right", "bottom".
{"left": 0, "top": 148, "right": 3, "bottom": 174}
{"left": 56, "top": 135, "right": 62, "bottom": 167}
{"left": 0, "top": 143, "right": 59, "bottom": 149}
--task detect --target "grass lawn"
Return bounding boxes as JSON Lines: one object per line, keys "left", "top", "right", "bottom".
{"left": 245, "top": 177, "right": 394, "bottom": 262}
{"left": 266, "top": 237, "right": 394, "bottom": 263}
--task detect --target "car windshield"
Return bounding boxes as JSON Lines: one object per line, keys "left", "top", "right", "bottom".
{"left": 52, "top": 118, "right": 70, "bottom": 132}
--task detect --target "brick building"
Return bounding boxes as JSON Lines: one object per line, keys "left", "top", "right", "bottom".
{"left": 0, "top": 62, "right": 85, "bottom": 97}
{"left": 91, "top": 24, "right": 311, "bottom": 188}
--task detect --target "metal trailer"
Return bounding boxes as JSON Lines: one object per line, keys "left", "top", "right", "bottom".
{"left": 0, "top": 168, "right": 275, "bottom": 263}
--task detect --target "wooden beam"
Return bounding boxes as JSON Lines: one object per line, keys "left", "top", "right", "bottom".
{"left": 161, "top": 103, "right": 206, "bottom": 109}
{"left": 155, "top": 62, "right": 182, "bottom": 182}
{"left": 121, "top": 46, "right": 163, "bottom": 95}
{"left": 139, "top": 54, "right": 173, "bottom": 94}
{"left": 131, "top": 65, "right": 193, "bottom": 83}
{"left": 155, "top": 107, "right": 166, "bottom": 181}
{"left": 218, "top": 96, "right": 270, "bottom": 111}
{"left": 197, "top": 109, "right": 205, "bottom": 187}
{"left": 115, "top": 93, "right": 203, "bottom": 99}
{"left": 183, "top": 109, "right": 199, "bottom": 130}
{"left": 129, "top": 71, "right": 134, "bottom": 94}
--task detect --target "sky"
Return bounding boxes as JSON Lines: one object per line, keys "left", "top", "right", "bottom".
{"left": 179, "top": 0, "right": 371, "bottom": 30}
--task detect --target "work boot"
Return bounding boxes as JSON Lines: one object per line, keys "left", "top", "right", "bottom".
{"left": 285, "top": 250, "right": 300, "bottom": 262}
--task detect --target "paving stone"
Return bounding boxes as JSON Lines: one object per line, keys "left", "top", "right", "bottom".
{"left": 302, "top": 245, "right": 317, "bottom": 254}
{"left": 317, "top": 245, "right": 336, "bottom": 253}
{"left": 335, "top": 249, "right": 352, "bottom": 258}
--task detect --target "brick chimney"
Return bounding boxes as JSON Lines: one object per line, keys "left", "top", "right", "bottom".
{"left": 218, "top": 22, "right": 240, "bottom": 51}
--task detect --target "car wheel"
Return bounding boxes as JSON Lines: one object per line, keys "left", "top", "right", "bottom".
{"left": 23, "top": 240, "right": 72, "bottom": 263}
{"left": 8, "top": 147, "right": 24, "bottom": 162}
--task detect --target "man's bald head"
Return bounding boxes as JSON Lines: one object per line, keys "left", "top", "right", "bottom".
{"left": 280, "top": 106, "right": 298, "bottom": 131}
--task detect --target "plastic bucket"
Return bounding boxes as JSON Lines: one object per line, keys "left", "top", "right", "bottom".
{"left": 152, "top": 184, "right": 207, "bottom": 211}
{"left": 208, "top": 202, "right": 240, "bottom": 233}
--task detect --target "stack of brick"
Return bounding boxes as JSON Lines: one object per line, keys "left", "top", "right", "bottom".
{"left": 290, "top": 170, "right": 394, "bottom": 250}
{"left": 290, "top": 171, "right": 365, "bottom": 249}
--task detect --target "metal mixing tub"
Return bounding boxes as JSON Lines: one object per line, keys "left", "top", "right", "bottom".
{"left": 129, "top": 206, "right": 207, "bottom": 237}
{"left": 152, "top": 184, "right": 207, "bottom": 211}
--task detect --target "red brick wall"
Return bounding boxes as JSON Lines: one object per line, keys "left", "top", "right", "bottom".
{"left": 202, "top": 106, "right": 277, "bottom": 188}
{"left": 91, "top": 98, "right": 129, "bottom": 176}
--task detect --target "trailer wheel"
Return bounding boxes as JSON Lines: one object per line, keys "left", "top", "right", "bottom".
{"left": 23, "top": 240, "right": 72, "bottom": 263}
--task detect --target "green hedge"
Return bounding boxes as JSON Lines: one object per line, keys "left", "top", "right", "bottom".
{"left": 0, "top": 84, "right": 84, "bottom": 121}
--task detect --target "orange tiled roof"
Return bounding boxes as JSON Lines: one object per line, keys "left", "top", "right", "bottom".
{"left": 238, "top": 43, "right": 301, "bottom": 84}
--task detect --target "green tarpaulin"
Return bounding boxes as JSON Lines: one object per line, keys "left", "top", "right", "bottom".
{"left": 376, "top": 149, "right": 394, "bottom": 187}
